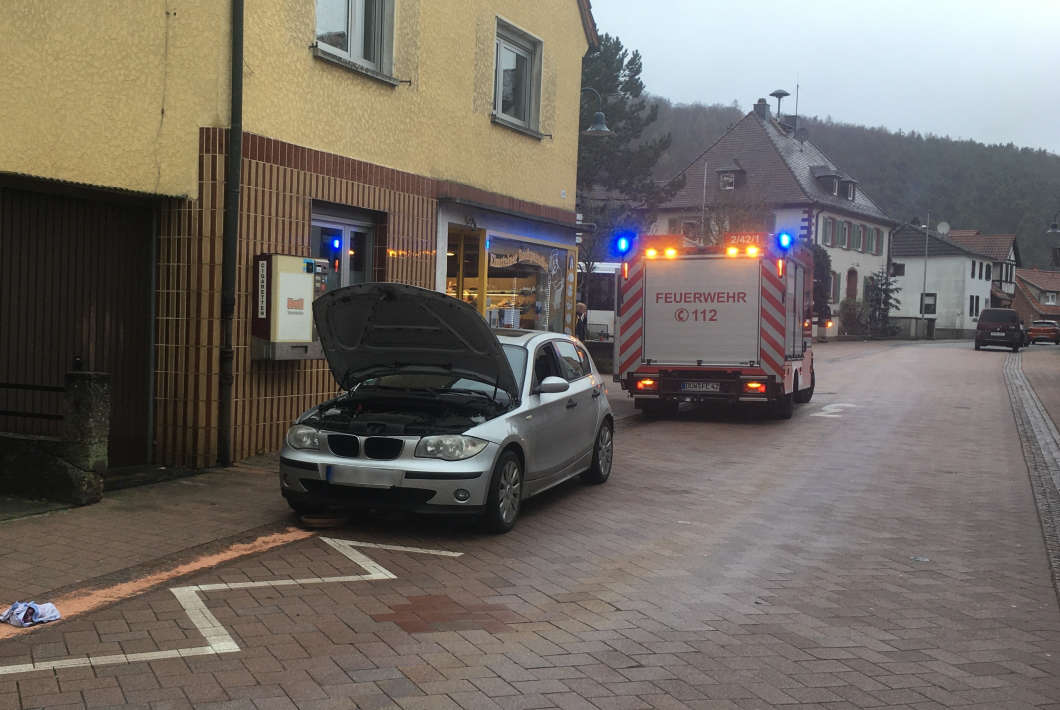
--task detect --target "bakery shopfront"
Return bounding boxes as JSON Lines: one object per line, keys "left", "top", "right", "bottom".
{"left": 437, "top": 200, "right": 578, "bottom": 335}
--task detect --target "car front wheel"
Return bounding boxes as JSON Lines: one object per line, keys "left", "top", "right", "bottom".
{"left": 581, "top": 419, "right": 613, "bottom": 484}
{"left": 483, "top": 451, "right": 522, "bottom": 534}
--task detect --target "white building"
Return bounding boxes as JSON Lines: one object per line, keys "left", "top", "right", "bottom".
{"left": 890, "top": 227, "right": 995, "bottom": 339}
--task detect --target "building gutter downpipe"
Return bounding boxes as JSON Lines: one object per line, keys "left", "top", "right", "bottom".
{"left": 218, "top": 0, "right": 243, "bottom": 466}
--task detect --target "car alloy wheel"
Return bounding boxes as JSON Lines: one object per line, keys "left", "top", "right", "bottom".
{"left": 497, "top": 458, "right": 521, "bottom": 525}
{"left": 582, "top": 420, "right": 613, "bottom": 484}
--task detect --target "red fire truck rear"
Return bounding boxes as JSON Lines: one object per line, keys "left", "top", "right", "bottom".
{"left": 613, "top": 232, "right": 814, "bottom": 418}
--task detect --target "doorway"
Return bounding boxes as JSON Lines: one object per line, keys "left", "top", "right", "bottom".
{"left": 445, "top": 226, "right": 484, "bottom": 310}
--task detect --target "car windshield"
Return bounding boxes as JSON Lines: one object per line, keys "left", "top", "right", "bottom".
{"left": 357, "top": 372, "right": 514, "bottom": 406}
{"left": 980, "top": 309, "right": 1018, "bottom": 324}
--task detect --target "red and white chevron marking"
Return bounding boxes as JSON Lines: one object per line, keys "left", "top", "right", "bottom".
{"left": 615, "top": 253, "right": 645, "bottom": 380}
{"left": 759, "top": 261, "right": 786, "bottom": 378}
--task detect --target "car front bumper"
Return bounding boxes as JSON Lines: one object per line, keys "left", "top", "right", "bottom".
{"left": 279, "top": 442, "right": 500, "bottom": 513}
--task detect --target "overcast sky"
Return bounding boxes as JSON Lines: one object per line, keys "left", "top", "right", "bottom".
{"left": 591, "top": 0, "right": 1060, "bottom": 154}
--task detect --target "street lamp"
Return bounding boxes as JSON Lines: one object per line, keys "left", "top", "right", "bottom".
{"left": 580, "top": 87, "right": 612, "bottom": 136}
{"left": 911, "top": 215, "right": 931, "bottom": 336}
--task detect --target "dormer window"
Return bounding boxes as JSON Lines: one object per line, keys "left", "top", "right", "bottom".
{"left": 831, "top": 178, "right": 838, "bottom": 196}
{"left": 720, "top": 173, "right": 735, "bottom": 191}
{"left": 846, "top": 183, "right": 855, "bottom": 200}
{"left": 1047, "top": 292, "right": 1057, "bottom": 305}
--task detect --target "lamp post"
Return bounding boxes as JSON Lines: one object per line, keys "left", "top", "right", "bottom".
{"left": 580, "top": 87, "right": 612, "bottom": 136}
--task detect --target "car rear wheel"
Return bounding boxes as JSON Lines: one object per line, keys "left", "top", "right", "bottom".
{"left": 581, "top": 420, "right": 613, "bottom": 484}
{"left": 483, "top": 451, "right": 522, "bottom": 534}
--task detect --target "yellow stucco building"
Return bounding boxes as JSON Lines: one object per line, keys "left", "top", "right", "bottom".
{"left": 0, "top": 0, "right": 597, "bottom": 468}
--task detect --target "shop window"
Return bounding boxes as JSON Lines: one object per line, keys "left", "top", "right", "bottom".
{"left": 315, "top": 0, "right": 393, "bottom": 73}
{"left": 494, "top": 21, "right": 541, "bottom": 129}
{"left": 445, "top": 230, "right": 482, "bottom": 309}
{"left": 486, "top": 237, "right": 570, "bottom": 333}
{"left": 311, "top": 209, "right": 375, "bottom": 290}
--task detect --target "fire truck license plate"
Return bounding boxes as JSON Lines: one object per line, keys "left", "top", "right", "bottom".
{"left": 681, "top": 382, "right": 719, "bottom": 392}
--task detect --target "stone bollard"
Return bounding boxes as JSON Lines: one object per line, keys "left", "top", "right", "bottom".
{"left": 61, "top": 372, "right": 111, "bottom": 474}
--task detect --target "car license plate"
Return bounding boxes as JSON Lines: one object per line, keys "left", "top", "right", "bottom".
{"left": 326, "top": 465, "right": 401, "bottom": 488}
{"left": 991, "top": 330, "right": 1005, "bottom": 336}
{"left": 681, "top": 381, "right": 719, "bottom": 392}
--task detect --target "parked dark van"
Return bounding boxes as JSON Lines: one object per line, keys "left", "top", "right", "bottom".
{"left": 975, "top": 308, "right": 1022, "bottom": 351}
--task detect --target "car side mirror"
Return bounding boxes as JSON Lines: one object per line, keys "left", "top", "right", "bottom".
{"left": 534, "top": 376, "right": 569, "bottom": 395}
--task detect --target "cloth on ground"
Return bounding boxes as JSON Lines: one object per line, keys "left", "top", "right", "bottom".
{"left": 1, "top": 601, "right": 61, "bottom": 627}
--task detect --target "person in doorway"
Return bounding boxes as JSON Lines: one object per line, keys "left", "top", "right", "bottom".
{"left": 575, "top": 302, "right": 588, "bottom": 341}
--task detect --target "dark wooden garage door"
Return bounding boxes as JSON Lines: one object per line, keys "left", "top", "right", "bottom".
{"left": 0, "top": 185, "right": 153, "bottom": 467}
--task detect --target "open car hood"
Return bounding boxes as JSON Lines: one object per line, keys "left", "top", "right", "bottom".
{"left": 313, "top": 282, "right": 520, "bottom": 399}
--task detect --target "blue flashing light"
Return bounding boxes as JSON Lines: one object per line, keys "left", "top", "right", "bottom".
{"left": 616, "top": 236, "right": 630, "bottom": 253}
{"left": 777, "top": 232, "right": 793, "bottom": 250}
{"left": 614, "top": 231, "right": 635, "bottom": 256}
{"left": 332, "top": 238, "right": 341, "bottom": 250}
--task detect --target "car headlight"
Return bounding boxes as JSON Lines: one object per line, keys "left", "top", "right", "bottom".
{"left": 414, "top": 435, "right": 488, "bottom": 461}
{"left": 286, "top": 424, "right": 320, "bottom": 450}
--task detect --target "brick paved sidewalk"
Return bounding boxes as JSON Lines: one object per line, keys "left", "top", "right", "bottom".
{"left": 0, "top": 458, "right": 290, "bottom": 606}
{"left": 1022, "top": 345, "right": 1060, "bottom": 431}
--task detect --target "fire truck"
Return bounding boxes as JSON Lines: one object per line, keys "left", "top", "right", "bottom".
{"left": 613, "top": 231, "right": 814, "bottom": 419}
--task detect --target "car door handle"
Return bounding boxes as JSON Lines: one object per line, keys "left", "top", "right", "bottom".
{"left": 592, "top": 388, "right": 602, "bottom": 398}
{"left": 566, "top": 399, "right": 578, "bottom": 409}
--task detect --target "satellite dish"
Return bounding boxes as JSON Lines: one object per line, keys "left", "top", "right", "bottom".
{"left": 937, "top": 221, "right": 951, "bottom": 236}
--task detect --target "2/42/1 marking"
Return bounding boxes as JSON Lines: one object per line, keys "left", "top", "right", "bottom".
{"left": 675, "top": 308, "right": 718, "bottom": 322}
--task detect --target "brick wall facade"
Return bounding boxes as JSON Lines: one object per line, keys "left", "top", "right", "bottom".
{"left": 154, "top": 128, "right": 576, "bottom": 467}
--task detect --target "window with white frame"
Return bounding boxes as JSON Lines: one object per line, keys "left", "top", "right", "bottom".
{"left": 874, "top": 228, "right": 884, "bottom": 254}
{"left": 831, "top": 178, "right": 838, "bottom": 196}
{"left": 838, "top": 221, "right": 850, "bottom": 249}
{"left": 494, "top": 21, "right": 541, "bottom": 128}
{"left": 822, "top": 217, "right": 834, "bottom": 246}
{"left": 719, "top": 173, "right": 735, "bottom": 190}
{"left": 969, "top": 294, "right": 981, "bottom": 317}
{"left": 846, "top": 183, "right": 855, "bottom": 200}
{"left": 853, "top": 225, "right": 864, "bottom": 252}
{"left": 1047, "top": 292, "right": 1057, "bottom": 305}
{"left": 315, "top": 0, "right": 393, "bottom": 72}
{"left": 986, "top": 263, "right": 992, "bottom": 280}
{"left": 921, "top": 292, "right": 937, "bottom": 315}
{"left": 891, "top": 262, "right": 905, "bottom": 276}
{"left": 970, "top": 260, "right": 976, "bottom": 278}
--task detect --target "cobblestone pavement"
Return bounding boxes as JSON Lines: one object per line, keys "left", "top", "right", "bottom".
{"left": 3, "top": 341, "right": 1060, "bottom": 709}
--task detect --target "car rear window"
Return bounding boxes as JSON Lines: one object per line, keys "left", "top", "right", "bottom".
{"left": 979, "top": 309, "right": 1018, "bottom": 324}
{"left": 1033, "top": 321, "right": 1056, "bottom": 327}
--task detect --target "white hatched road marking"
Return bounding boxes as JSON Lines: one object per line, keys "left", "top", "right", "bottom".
{"left": 0, "top": 538, "right": 461, "bottom": 676}
{"left": 810, "top": 403, "right": 858, "bottom": 418}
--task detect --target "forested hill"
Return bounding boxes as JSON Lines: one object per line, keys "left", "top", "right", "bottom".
{"left": 643, "top": 98, "right": 1060, "bottom": 267}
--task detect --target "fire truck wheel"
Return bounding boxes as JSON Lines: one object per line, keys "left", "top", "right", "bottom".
{"left": 581, "top": 419, "right": 614, "bottom": 485}
{"left": 793, "top": 372, "right": 815, "bottom": 404}
{"left": 772, "top": 392, "right": 794, "bottom": 419}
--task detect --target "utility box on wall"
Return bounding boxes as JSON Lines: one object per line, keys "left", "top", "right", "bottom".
{"left": 251, "top": 254, "right": 330, "bottom": 360}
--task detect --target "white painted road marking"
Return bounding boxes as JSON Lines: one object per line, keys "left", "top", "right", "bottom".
{"left": 0, "top": 538, "right": 461, "bottom": 676}
{"left": 810, "top": 403, "right": 858, "bottom": 418}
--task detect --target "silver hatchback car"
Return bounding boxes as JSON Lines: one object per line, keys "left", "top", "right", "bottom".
{"left": 279, "top": 283, "right": 614, "bottom": 532}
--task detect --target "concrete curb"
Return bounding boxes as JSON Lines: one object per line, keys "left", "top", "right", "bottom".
{"left": 1004, "top": 351, "right": 1060, "bottom": 607}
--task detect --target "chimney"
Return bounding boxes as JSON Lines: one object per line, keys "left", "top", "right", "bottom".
{"left": 753, "top": 98, "right": 770, "bottom": 119}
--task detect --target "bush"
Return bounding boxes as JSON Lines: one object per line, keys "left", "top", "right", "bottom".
{"left": 838, "top": 298, "right": 869, "bottom": 335}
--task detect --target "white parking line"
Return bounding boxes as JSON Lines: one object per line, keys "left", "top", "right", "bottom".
{"left": 0, "top": 539, "right": 461, "bottom": 676}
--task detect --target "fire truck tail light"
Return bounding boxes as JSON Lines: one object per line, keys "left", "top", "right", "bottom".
{"left": 664, "top": 247, "right": 678, "bottom": 258}
{"left": 635, "top": 378, "right": 657, "bottom": 391}
{"left": 745, "top": 246, "right": 759, "bottom": 257}
{"left": 777, "top": 258, "right": 785, "bottom": 276}
{"left": 726, "top": 246, "right": 739, "bottom": 257}
{"left": 803, "top": 319, "right": 811, "bottom": 328}
{"left": 645, "top": 248, "right": 658, "bottom": 258}
{"left": 743, "top": 381, "right": 766, "bottom": 393}
{"left": 826, "top": 320, "right": 834, "bottom": 328}
{"left": 622, "top": 262, "right": 629, "bottom": 280}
